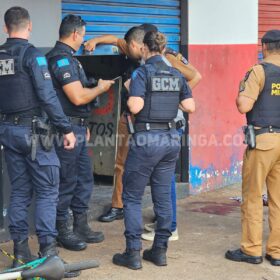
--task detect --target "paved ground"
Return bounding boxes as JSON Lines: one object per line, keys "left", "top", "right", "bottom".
{"left": 1, "top": 184, "right": 280, "bottom": 280}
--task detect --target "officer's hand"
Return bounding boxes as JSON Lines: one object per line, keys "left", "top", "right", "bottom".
{"left": 86, "top": 127, "right": 91, "bottom": 142}
{"left": 97, "top": 79, "right": 115, "bottom": 94}
{"left": 124, "top": 79, "right": 131, "bottom": 92}
{"left": 63, "top": 132, "right": 76, "bottom": 150}
{"left": 84, "top": 39, "right": 97, "bottom": 52}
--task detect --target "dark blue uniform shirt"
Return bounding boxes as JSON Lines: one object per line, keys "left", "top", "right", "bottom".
{"left": 47, "top": 41, "right": 90, "bottom": 117}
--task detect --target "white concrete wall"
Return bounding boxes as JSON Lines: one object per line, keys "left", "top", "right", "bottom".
{"left": 0, "top": 0, "right": 61, "bottom": 47}
{"left": 188, "top": 0, "right": 258, "bottom": 45}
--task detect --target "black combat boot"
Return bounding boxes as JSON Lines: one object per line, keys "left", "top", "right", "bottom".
{"left": 98, "top": 207, "right": 124, "bottom": 222}
{"left": 113, "top": 249, "right": 142, "bottom": 270}
{"left": 73, "top": 212, "right": 104, "bottom": 243}
{"left": 56, "top": 219, "right": 87, "bottom": 251}
{"left": 143, "top": 247, "right": 167, "bottom": 266}
{"left": 12, "top": 239, "right": 34, "bottom": 268}
{"left": 39, "top": 240, "right": 81, "bottom": 278}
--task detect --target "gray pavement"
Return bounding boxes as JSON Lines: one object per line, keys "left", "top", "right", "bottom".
{"left": 1, "top": 184, "right": 280, "bottom": 280}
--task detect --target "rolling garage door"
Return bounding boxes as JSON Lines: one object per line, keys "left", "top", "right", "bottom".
{"left": 258, "top": 0, "right": 280, "bottom": 59}
{"left": 62, "top": 0, "right": 181, "bottom": 52}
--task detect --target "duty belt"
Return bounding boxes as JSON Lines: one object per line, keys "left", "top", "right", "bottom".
{"left": 134, "top": 121, "right": 176, "bottom": 132}
{"left": 255, "top": 126, "right": 280, "bottom": 136}
{"left": 68, "top": 116, "right": 88, "bottom": 127}
{"left": 0, "top": 113, "right": 35, "bottom": 126}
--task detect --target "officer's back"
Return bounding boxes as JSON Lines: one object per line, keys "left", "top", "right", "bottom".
{"left": 0, "top": 6, "right": 75, "bottom": 268}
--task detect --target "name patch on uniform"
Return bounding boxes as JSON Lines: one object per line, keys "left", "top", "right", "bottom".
{"left": 57, "top": 58, "right": 70, "bottom": 68}
{"left": 36, "top": 57, "right": 47, "bottom": 66}
{"left": 271, "top": 83, "right": 280, "bottom": 96}
{"left": 151, "top": 76, "right": 180, "bottom": 91}
{"left": 0, "top": 59, "right": 15, "bottom": 75}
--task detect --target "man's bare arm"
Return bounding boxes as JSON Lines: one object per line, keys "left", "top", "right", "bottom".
{"left": 84, "top": 35, "right": 119, "bottom": 51}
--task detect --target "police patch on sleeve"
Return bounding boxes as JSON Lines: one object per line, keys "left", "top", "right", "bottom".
{"left": 36, "top": 57, "right": 47, "bottom": 66}
{"left": 63, "top": 72, "right": 71, "bottom": 80}
{"left": 43, "top": 71, "right": 51, "bottom": 80}
{"left": 239, "top": 68, "right": 253, "bottom": 93}
{"left": 57, "top": 58, "right": 70, "bottom": 68}
{"left": 131, "top": 70, "right": 139, "bottom": 80}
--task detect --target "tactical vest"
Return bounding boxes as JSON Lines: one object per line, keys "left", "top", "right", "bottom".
{"left": 46, "top": 48, "right": 91, "bottom": 117}
{"left": 246, "top": 62, "right": 280, "bottom": 127}
{"left": 0, "top": 42, "right": 39, "bottom": 114}
{"left": 136, "top": 61, "right": 182, "bottom": 123}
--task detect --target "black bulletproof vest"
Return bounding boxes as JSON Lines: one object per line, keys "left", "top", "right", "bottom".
{"left": 246, "top": 62, "right": 280, "bottom": 127}
{"left": 0, "top": 42, "right": 39, "bottom": 114}
{"left": 47, "top": 48, "right": 91, "bottom": 117}
{"left": 136, "top": 61, "right": 182, "bottom": 123}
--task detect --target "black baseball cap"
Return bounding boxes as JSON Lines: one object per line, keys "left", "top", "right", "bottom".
{"left": 261, "top": 30, "right": 280, "bottom": 43}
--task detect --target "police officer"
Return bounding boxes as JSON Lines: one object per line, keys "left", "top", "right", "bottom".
{"left": 0, "top": 7, "right": 76, "bottom": 267}
{"left": 226, "top": 30, "right": 280, "bottom": 266}
{"left": 85, "top": 24, "right": 201, "bottom": 226}
{"left": 112, "top": 31, "right": 195, "bottom": 269}
{"left": 47, "top": 15, "right": 114, "bottom": 251}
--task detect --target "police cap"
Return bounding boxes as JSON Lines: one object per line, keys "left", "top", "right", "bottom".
{"left": 261, "top": 30, "right": 280, "bottom": 44}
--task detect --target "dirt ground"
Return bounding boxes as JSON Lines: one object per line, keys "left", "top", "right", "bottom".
{"left": 1, "top": 184, "right": 280, "bottom": 280}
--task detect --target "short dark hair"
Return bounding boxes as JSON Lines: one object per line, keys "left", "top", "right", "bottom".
{"left": 59, "top": 14, "right": 86, "bottom": 39}
{"left": 264, "top": 41, "right": 280, "bottom": 52}
{"left": 124, "top": 26, "right": 145, "bottom": 45}
{"left": 139, "top": 23, "right": 158, "bottom": 33}
{"left": 4, "top": 6, "right": 30, "bottom": 32}
{"left": 143, "top": 31, "right": 167, "bottom": 53}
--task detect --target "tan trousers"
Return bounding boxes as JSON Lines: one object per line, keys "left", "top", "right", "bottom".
{"left": 241, "top": 133, "right": 280, "bottom": 258}
{"left": 111, "top": 112, "right": 131, "bottom": 208}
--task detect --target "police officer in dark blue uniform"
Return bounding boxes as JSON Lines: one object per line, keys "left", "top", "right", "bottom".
{"left": 0, "top": 7, "right": 76, "bottom": 267}
{"left": 112, "top": 31, "right": 195, "bottom": 270}
{"left": 47, "top": 15, "right": 114, "bottom": 251}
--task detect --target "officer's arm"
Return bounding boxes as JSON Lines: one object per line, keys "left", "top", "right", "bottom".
{"left": 127, "top": 97, "right": 144, "bottom": 114}
{"left": 165, "top": 53, "right": 202, "bottom": 89}
{"left": 62, "top": 79, "right": 114, "bottom": 106}
{"left": 27, "top": 49, "right": 72, "bottom": 134}
{"left": 236, "top": 96, "right": 255, "bottom": 114}
{"left": 50, "top": 56, "right": 114, "bottom": 105}
{"left": 179, "top": 78, "right": 195, "bottom": 113}
{"left": 236, "top": 66, "right": 263, "bottom": 114}
{"left": 127, "top": 68, "right": 146, "bottom": 114}
{"left": 180, "top": 99, "right": 195, "bottom": 113}
{"left": 84, "top": 35, "right": 120, "bottom": 51}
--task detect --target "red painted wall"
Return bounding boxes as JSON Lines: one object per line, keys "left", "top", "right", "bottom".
{"left": 188, "top": 44, "right": 258, "bottom": 194}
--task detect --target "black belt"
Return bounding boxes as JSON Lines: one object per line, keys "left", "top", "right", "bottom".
{"left": 0, "top": 114, "right": 35, "bottom": 126}
{"left": 255, "top": 126, "right": 280, "bottom": 136}
{"left": 134, "top": 121, "right": 176, "bottom": 132}
{"left": 68, "top": 116, "right": 88, "bottom": 127}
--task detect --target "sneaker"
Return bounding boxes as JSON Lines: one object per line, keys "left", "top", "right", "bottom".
{"left": 144, "top": 222, "right": 157, "bottom": 232}
{"left": 141, "top": 229, "right": 179, "bottom": 241}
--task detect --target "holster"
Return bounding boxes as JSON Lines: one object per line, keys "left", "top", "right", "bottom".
{"left": 31, "top": 119, "right": 55, "bottom": 160}
{"left": 243, "top": 125, "right": 256, "bottom": 149}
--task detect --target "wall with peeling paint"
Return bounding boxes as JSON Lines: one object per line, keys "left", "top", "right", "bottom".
{"left": 188, "top": 0, "right": 258, "bottom": 194}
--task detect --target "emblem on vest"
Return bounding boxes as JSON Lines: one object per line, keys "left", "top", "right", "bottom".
{"left": 0, "top": 59, "right": 15, "bottom": 76}
{"left": 271, "top": 83, "right": 280, "bottom": 96}
{"left": 151, "top": 76, "right": 180, "bottom": 91}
